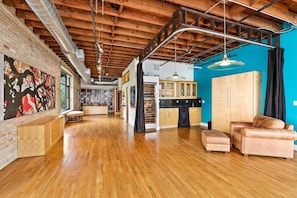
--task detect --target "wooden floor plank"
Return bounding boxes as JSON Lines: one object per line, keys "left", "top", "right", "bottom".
{"left": 0, "top": 115, "right": 297, "bottom": 197}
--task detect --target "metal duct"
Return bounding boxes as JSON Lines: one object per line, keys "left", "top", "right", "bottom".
{"left": 25, "top": 0, "right": 91, "bottom": 82}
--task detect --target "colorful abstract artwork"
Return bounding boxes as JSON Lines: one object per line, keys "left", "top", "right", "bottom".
{"left": 2, "top": 54, "right": 56, "bottom": 120}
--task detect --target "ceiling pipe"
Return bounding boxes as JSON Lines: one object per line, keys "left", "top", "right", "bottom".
{"left": 25, "top": 0, "right": 91, "bottom": 82}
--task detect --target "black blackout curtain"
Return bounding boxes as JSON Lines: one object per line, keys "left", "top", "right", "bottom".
{"left": 264, "top": 47, "right": 286, "bottom": 121}
{"left": 134, "top": 62, "right": 146, "bottom": 132}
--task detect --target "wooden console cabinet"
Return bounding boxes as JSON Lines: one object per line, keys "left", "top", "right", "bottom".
{"left": 83, "top": 106, "right": 108, "bottom": 115}
{"left": 159, "top": 107, "right": 201, "bottom": 129}
{"left": 17, "top": 115, "right": 64, "bottom": 158}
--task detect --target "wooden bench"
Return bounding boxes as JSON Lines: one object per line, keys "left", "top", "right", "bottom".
{"left": 66, "top": 111, "right": 84, "bottom": 122}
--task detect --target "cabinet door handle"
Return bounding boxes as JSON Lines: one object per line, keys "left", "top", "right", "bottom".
{"left": 227, "top": 88, "right": 231, "bottom": 107}
{"left": 228, "top": 87, "right": 231, "bottom": 107}
{"left": 226, "top": 88, "right": 229, "bottom": 107}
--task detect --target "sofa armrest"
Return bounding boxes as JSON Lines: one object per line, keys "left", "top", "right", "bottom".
{"left": 230, "top": 121, "right": 253, "bottom": 135}
{"left": 285, "top": 123, "right": 294, "bottom": 130}
{"left": 241, "top": 128, "right": 297, "bottom": 140}
{"left": 230, "top": 122, "right": 253, "bottom": 144}
{"left": 230, "top": 121, "right": 253, "bottom": 129}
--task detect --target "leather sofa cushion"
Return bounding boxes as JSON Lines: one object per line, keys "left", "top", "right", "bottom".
{"left": 242, "top": 128, "right": 297, "bottom": 140}
{"left": 252, "top": 115, "right": 285, "bottom": 129}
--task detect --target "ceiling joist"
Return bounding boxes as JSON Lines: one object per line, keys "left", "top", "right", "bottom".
{"left": 3, "top": 0, "right": 296, "bottom": 80}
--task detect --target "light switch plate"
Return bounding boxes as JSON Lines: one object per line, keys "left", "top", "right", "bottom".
{"left": 293, "top": 101, "right": 297, "bottom": 106}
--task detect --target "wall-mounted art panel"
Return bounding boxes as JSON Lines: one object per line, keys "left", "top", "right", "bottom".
{"left": 80, "top": 88, "right": 113, "bottom": 111}
{"left": 1, "top": 54, "right": 56, "bottom": 120}
{"left": 130, "top": 86, "right": 136, "bottom": 108}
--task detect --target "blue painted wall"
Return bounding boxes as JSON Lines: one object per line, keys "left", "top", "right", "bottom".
{"left": 281, "top": 29, "right": 297, "bottom": 145}
{"left": 194, "top": 44, "right": 269, "bottom": 123}
{"left": 194, "top": 29, "right": 297, "bottom": 145}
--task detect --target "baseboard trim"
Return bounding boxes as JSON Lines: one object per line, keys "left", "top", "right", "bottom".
{"left": 200, "top": 122, "right": 208, "bottom": 128}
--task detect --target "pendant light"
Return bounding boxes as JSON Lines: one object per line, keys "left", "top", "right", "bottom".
{"left": 172, "top": 36, "right": 179, "bottom": 79}
{"left": 207, "top": 0, "right": 244, "bottom": 70}
{"left": 167, "top": 36, "right": 184, "bottom": 80}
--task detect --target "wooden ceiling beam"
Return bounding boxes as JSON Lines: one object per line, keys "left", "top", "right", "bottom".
{"left": 104, "top": 0, "right": 176, "bottom": 17}
{"left": 84, "top": 48, "right": 139, "bottom": 55}
{"left": 68, "top": 21, "right": 155, "bottom": 40}
{"left": 52, "top": 0, "right": 169, "bottom": 26}
{"left": 5, "top": 0, "right": 295, "bottom": 80}
{"left": 57, "top": 6, "right": 160, "bottom": 29}
{"left": 15, "top": 7, "right": 162, "bottom": 34}
{"left": 55, "top": 0, "right": 295, "bottom": 28}
{"left": 230, "top": 0, "right": 297, "bottom": 25}
{"left": 163, "top": 0, "right": 282, "bottom": 31}
{"left": 34, "top": 28, "right": 150, "bottom": 47}
{"left": 5, "top": 0, "right": 165, "bottom": 26}
{"left": 85, "top": 53, "right": 137, "bottom": 59}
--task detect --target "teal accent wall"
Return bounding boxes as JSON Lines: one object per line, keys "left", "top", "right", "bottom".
{"left": 281, "top": 29, "right": 297, "bottom": 144}
{"left": 194, "top": 29, "right": 297, "bottom": 145}
{"left": 194, "top": 44, "right": 269, "bottom": 123}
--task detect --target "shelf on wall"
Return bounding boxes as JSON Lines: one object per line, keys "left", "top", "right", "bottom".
{"left": 144, "top": 84, "right": 156, "bottom": 124}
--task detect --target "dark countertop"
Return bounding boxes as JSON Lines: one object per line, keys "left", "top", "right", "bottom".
{"left": 159, "top": 98, "right": 202, "bottom": 108}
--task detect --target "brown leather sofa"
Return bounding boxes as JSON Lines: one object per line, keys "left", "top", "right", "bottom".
{"left": 230, "top": 115, "right": 297, "bottom": 159}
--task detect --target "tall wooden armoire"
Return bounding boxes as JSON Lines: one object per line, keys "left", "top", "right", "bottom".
{"left": 212, "top": 71, "right": 262, "bottom": 133}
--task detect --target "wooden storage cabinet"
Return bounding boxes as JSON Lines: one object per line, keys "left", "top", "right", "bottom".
{"left": 159, "top": 108, "right": 179, "bottom": 128}
{"left": 191, "top": 83, "right": 197, "bottom": 97}
{"left": 177, "top": 81, "right": 197, "bottom": 98}
{"left": 17, "top": 115, "right": 64, "bottom": 158}
{"left": 189, "top": 107, "right": 201, "bottom": 126}
{"left": 159, "top": 80, "right": 197, "bottom": 99}
{"left": 83, "top": 106, "right": 108, "bottom": 115}
{"left": 212, "top": 71, "right": 261, "bottom": 133}
{"left": 178, "top": 82, "right": 185, "bottom": 97}
{"left": 159, "top": 81, "right": 176, "bottom": 98}
{"left": 159, "top": 107, "right": 201, "bottom": 128}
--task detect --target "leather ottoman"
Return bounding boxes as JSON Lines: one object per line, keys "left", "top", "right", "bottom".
{"left": 201, "top": 130, "right": 230, "bottom": 153}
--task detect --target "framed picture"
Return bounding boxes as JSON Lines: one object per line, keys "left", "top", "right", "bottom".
{"left": 1, "top": 54, "right": 56, "bottom": 120}
{"left": 130, "top": 86, "right": 136, "bottom": 108}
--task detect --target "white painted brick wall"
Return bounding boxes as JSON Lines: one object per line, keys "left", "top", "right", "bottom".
{"left": 0, "top": 2, "right": 81, "bottom": 170}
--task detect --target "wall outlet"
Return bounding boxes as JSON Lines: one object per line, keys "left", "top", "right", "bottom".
{"left": 293, "top": 101, "right": 297, "bottom": 106}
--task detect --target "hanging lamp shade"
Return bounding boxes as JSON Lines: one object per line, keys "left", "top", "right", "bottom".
{"left": 172, "top": 71, "right": 179, "bottom": 79}
{"left": 207, "top": 0, "right": 244, "bottom": 70}
{"left": 208, "top": 54, "right": 244, "bottom": 70}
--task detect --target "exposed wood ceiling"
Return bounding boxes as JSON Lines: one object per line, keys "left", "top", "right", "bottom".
{"left": 3, "top": 0, "right": 297, "bottom": 82}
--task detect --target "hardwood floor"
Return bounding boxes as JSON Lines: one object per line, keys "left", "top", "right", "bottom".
{"left": 0, "top": 115, "right": 297, "bottom": 197}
